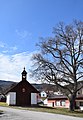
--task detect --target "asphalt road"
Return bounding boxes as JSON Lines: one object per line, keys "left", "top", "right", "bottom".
{"left": 0, "top": 106, "right": 83, "bottom": 120}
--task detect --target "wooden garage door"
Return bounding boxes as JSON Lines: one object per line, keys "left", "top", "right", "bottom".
{"left": 16, "top": 93, "right": 31, "bottom": 106}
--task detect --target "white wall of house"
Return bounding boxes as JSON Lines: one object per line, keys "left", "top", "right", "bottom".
{"left": 6, "top": 92, "right": 16, "bottom": 105}
{"left": 31, "top": 93, "right": 37, "bottom": 105}
{"left": 6, "top": 94, "right": 9, "bottom": 105}
{"left": 40, "top": 91, "right": 47, "bottom": 97}
{"left": 43, "top": 98, "right": 48, "bottom": 105}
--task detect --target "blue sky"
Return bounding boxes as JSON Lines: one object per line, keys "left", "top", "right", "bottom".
{"left": 0, "top": 0, "right": 83, "bottom": 82}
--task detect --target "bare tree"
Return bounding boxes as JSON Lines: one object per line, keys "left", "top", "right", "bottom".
{"left": 31, "top": 20, "right": 83, "bottom": 111}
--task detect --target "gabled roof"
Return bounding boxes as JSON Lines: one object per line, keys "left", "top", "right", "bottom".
{"left": 6, "top": 80, "right": 39, "bottom": 94}
{"left": 48, "top": 94, "right": 83, "bottom": 100}
{"left": 48, "top": 95, "right": 67, "bottom": 100}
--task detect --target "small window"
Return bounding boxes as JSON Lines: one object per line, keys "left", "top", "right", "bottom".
{"left": 43, "top": 94, "right": 45, "bottom": 97}
{"left": 61, "top": 100, "right": 65, "bottom": 106}
{"left": 22, "top": 88, "right": 26, "bottom": 92}
{"left": 55, "top": 100, "right": 65, "bottom": 106}
{"left": 80, "top": 102, "right": 83, "bottom": 106}
{"left": 56, "top": 101, "right": 60, "bottom": 106}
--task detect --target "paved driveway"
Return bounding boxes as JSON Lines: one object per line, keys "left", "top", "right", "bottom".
{"left": 0, "top": 106, "right": 83, "bottom": 120}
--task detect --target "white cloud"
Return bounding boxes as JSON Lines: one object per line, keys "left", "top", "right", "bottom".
{"left": 15, "top": 29, "right": 32, "bottom": 39}
{"left": 0, "top": 41, "right": 6, "bottom": 48}
{"left": 0, "top": 41, "right": 18, "bottom": 54}
{"left": 2, "top": 46, "right": 18, "bottom": 54}
{"left": 0, "top": 51, "right": 35, "bottom": 83}
{"left": 10, "top": 46, "right": 18, "bottom": 51}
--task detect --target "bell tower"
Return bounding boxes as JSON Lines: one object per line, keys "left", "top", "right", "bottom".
{"left": 21, "top": 67, "right": 27, "bottom": 81}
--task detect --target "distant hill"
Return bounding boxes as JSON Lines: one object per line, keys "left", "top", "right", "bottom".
{"left": 0, "top": 80, "right": 15, "bottom": 86}
{"left": 0, "top": 80, "right": 17, "bottom": 94}
{"left": 0, "top": 80, "right": 57, "bottom": 94}
{"left": 32, "top": 83, "right": 57, "bottom": 92}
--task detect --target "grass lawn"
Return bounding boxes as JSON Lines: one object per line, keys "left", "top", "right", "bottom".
{"left": 0, "top": 102, "right": 8, "bottom": 107}
{"left": 0, "top": 102, "right": 83, "bottom": 118}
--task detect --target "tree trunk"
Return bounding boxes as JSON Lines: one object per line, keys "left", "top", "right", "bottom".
{"left": 69, "top": 94, "right": 76, "bottom": 111}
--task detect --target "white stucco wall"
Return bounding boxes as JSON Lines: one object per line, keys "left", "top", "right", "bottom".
{"left": 40, "top": 91, "right": 47, "bottom": 97}
{"left": 43, "top": 98, "right": 48, "bottom": 105}
{"left": 31, "top": 93, "right": 37, "bottom": 105}
{"left": 6, "top": 93, "right": 10, "bottom": 105}
{"left": 6, "top": 92, "right": 16, "bottom": 105}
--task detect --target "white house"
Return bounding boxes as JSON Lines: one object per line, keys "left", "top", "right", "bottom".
{"left": 40, "top": 91, "right": 47, "bottom": 98}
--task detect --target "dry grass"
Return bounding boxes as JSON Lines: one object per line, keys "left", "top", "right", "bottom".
{"left": 22, "top": 106, "right": 83, "bottom": 118}
{"left": 0, "top": 102, "right": 8, "bottom": 106}
{"left": 0, "top": 102, "right": 83, "bottom": 118}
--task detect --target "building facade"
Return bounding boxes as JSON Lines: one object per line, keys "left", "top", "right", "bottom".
{"left": 6, "top": 68, "right": 39, "bottom": 106}
{"left": 47, "top": 94, "right": 83, "bottom": 108}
